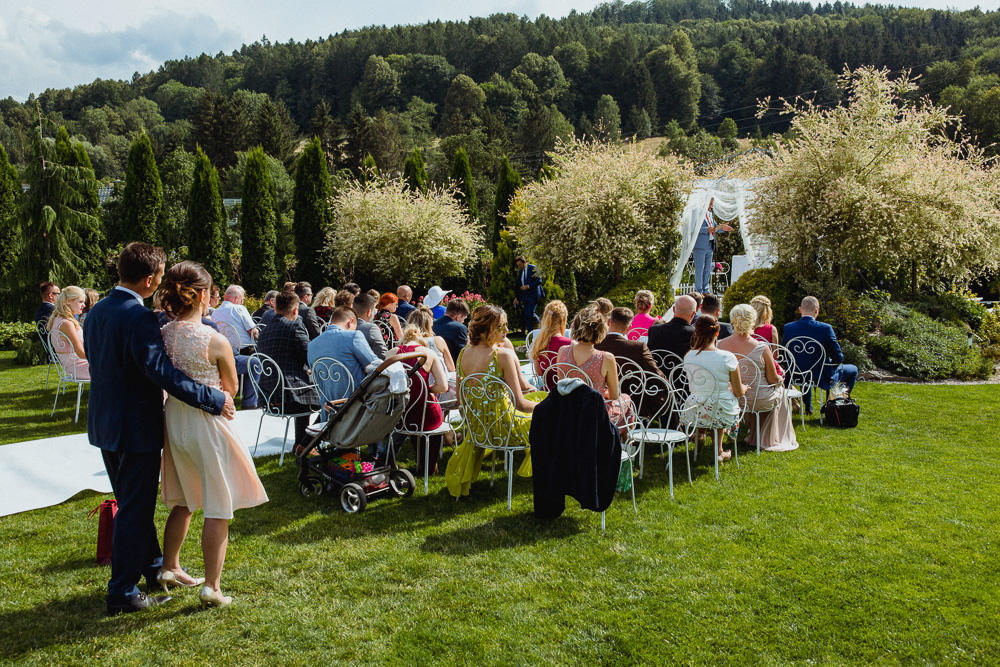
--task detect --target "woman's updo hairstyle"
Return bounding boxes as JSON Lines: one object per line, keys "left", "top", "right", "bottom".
{"left": 691, "top": 313, "right": 720, "bottom": 352}
{"left": 750, "top": 295, "right": 773, "bottom": 326}
{"left": 729, "top": 304, "right": 758, "bottom": 336}
{"left": 467, "top": 304, "right": 506, "bottom": 346}
{"left": 399, "top": 323, "right": 427, "bottom": 347}
{"left": 159, "top": 261, "right": 212, "bottom": 318}
{"left": 405, "top": 305, "right": 435, "bottom": 338}
{"left": 571, "top": 304, "right": 608, "bottom": 344}
{"left": 634, "top": 290, "right": 655, "bottom": 313}
{"left": 594, "top": 298, "right": 613, "bottom": 318}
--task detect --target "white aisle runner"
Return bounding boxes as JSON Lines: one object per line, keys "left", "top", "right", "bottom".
{"left": 0, "top": 410, "right": 293, "bottom": 517}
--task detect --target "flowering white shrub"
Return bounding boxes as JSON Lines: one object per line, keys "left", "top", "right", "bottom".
{"left": 747, "top": 67, "right": 1000, "bottom": 289}
{"left": 514, "top": 138, "right": 692, "bottom": 274}
{"left": 325, "top": 177, "right": 482, "bottom": 286}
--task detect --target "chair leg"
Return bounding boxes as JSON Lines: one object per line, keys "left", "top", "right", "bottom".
{"left": 253, "top": 413, "right": 265, "bottom": 456}
{"left": 45, "top": 363, "right": 51, "bottom": 390}
{"left": 279, "top": 418, "right": 291, "bottom": 467}
{"left": 732, "top": 428, "right": 739, "bottom": 470}
{"left": 74, "top": 383, "right": 82, "bottom": 423}
{"left": 685, "top": 439, "right": 693, "bottom": 487}
{"left": 601, "top": 510, "right": 606, "bottom": 532}
{"left": 50, "top": 378, "right": 61, "bottom": 417}
{"left": 667, "top": 444, "right": 674, "bottom": 500}
{"left": 506, "top": 451, "right": 514, "bottom": 510}
{"left": 423, "top": 435, "right": 430, "bottom": 495}
{"left": 714, "top": 429, "right": 720, "bottom": 480}
{"left": 629, "top": 457, "right": 637, "bottom": 514}
{"left": 755, "top": 413, "right": 761, "bottom": 455}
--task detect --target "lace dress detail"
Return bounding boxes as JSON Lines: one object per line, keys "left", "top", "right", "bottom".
{"left": 161, "top": 320, "right": 222, "bottom": 391}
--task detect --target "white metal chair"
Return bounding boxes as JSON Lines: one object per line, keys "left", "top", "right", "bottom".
{"left": 456, "top": 372, "right": 532, "bottom": 510}
{"left": 626, "top": 327, "right": 648, "bottom": 342}
{"left": 650, "top": 349, "right": 684, "bottom": 376}
{"left": 310, "top": 357, "right": 356, "bottom": 410}
{"left": 711, "top": 261, "right": 731, "bottom": 294}
{"left": 733, "top": 352, "right": 782, "bottom": 454}
{"left": 36, "top": 319, "right": 58, "bottom": 390}
{"left": 248, "top": 352, "right": 319, "bottom": 466}
{"left": 784, "top": 337, "right": 828, "bottom": 425}
{"left": 524, "top": 330, "right": 536, "bottom": 355}
{"left": 216, "top": 319, "right": 253, "bottom": 401}
{"left": 394, "top": 366, "right": 454, "bottom": 494}
{"left": 375, "top": 318, "right": 396, "bottom": 349}
{"left": 48, "top": 329, "right": 89, "bottom": 422}
{"left": 676, "top": 360, "right": 743, "bottom": 481}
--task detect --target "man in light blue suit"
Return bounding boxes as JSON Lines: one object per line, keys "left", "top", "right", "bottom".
{"left": 782, "top": 296, "right": 858, "bottom": 413}
{"left": 307, "top": 306, "right": 379, "bottom": 419}
{"left": 692, "top": 198, "right": 733, "bottom": 293}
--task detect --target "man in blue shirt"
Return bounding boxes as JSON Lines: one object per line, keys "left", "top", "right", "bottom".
{"left": 783, "top": 296, "right": 858, "bottom": 413}
{"left": 307, "top": 306, "right": 379, "bottom": 418}
{"left": 433, "top": 298, "right": 470, "bottom": 362}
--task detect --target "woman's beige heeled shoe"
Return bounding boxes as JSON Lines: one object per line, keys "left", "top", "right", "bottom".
{"left": 156, "top": 569, "right": 206, "bottom": 592}
{"left": 199, "top": 586, "right": 232, "bottom": 609}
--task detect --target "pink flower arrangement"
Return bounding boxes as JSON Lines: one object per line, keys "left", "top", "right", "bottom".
{"left": 443, "top": 291, "right": 488, "bottom": 310}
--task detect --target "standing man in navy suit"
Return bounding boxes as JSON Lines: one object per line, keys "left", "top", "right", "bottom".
{"left": 782, "top": 295, "right": 858, "bottom": 413}
{"left": 513, "top": 255, "right": 544, "bottom": 334}
{"left": 84, "top": 243, "right": 235, "bottom": 614}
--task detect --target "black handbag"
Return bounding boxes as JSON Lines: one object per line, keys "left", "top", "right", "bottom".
{"left": 821, "top": 397, "right": 860, "bottom": 428}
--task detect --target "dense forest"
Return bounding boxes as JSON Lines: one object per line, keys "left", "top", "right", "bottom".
{"left": 0, "top": 0, "right": 998, "bottom": 316}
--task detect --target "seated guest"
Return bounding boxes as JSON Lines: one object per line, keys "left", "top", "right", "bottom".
{"left": 79, "top": 288, "right": 100, "bottom": 325}
{"left": 294, "top": 282, "right": 323, "bottom": 340}
{"left": 206, "top": 286, "right": 221, "bottom": 316}
{"left": 557, "top": 302, "right": 635, "bottom": 433}
{"left": 386, "top": 324, "right": 450, "bottom": 475}
{"left": 751, "top": 295, "right": 779, "bottom": 345}
{"left": 689, "top": 292, "right": 704, "bottom": 323}
{"left": 366, "top": 288, "right": 380, "bottom": 302}
{"left": 700, "top": 293, "right": 732, "bottom": 340}
{"left": 530, "top": 300, "right": 571, "bottom": 390}
{"left": 343, "top": 282, "right": 361, "bottom": 297}
{"left": 212, "top": 285, "right": 258, "bottom": 355}
{"left": 256, "top": 292, "right": 321, "bottom": 452}
{"left": 47, "top": 285, "right": 90, "bottom": 380}
{"left": 35, "top": 281, "right": 59, "bottom": 324}
{"left": 395, "top": 285, "right": 415, "bottom": 321}
{"left": 718, "top": 305, "right": 797, "bottom": 451}
{"left": 446, "top": 305, "right": 547, "bottom": 496}
{"left": 433, "top": 297, "right": 470, "bottom": 364}
{"left": 260, "top": 282, "right": 300, "bottom": 327}
{"left": 628, "top": 290, "right": 660, "bottom": 340}
{"left": 423, "top": 285, "right": 450, "bottom": 319}
{"left": 408, "top": 305, "right": 455, "bottom": 372}
{"left": 351, "top": 292, "right": 388, "bottom": 360}
{"left": 334, "top": 289, "right": 354, "bottom": 309}
{"left": 682, "top": 314, "right": 746, "bottom": 463}
{"left": 783, "top": 296, "right": 858, "bottom": 411}
{"left": 375, "top": 293, "right": 404, "bottom": 343}
{"left": 596, "top": 307, "right": 668, "bottom": 418}
{"left": 307, "top": 306, "right": 378, "bottom": 411}
{"left": 312, "top": 287, "right": 337, "bottom": 323}
{"left": 252, "top": 290, "right": 278, "bottom": 321}
{"left": 648, "top": 294, "right": 697, "bottom": 373}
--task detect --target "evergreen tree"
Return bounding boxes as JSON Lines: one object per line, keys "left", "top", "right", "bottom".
{"left": 67, "top": 142, "right": 108, "bottom": 286}
{"left": 0, "top": 145, "right": 20, "bottom": 280}
{"left": 402, "top": 149, "right": 428, "bottom": 193}
{"left": 361, "top": 153, "right": 380, "bottom": 184}
{"left": 310, "top": 100, "right": 346, "bottom": 170}
{"left": 186, "top": 147, "right": 229, "bottom": 285}
{"left": 486, "top": 230, "right": 521, "bottom": 327}
{"left": 241, "top": 147, "right": 277, "bottom": 295}
{"left": 253, "top": 97, "right": 296, "bottom": 165}
{"left": 493, "top": 156, "right": 522, "bottom": 253}
{"left": 717, "top": 117, "right": 740, "bottom": 150}
{"left": 121, "top": 133, "right": 164, "bottom": 245}
{"left": 292, "top": 137, "right": 334, "bottom": 287}
{"left": 449, "top": 147, "right": 478, "bottom": 221}
{"left": 593, "top": 95, "right": 622, "bottom": 140}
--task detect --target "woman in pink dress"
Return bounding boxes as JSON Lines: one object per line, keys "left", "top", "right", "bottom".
{"left": 751, "top": 295, "right": 779, "bottom": 345}
{"left": 558, "top": 302, "right": 635, "bottom": 433}
{"left": 627, "top": 290, "right": 660, "bottom": 340}
{"left": 530, "top": 300, "right": 571, "bottom": 390}
{"left": 47, "top": 286, "right": 90, "bottom": 380}
{"left": 156, "top": 261, "right": 268, "bottom": 609}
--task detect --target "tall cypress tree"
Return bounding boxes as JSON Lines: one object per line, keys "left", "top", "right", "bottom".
{"left": 292, "top": 137, "right": 333, "bottom": 287}
{"left": 187, "top": 147, "right": 229, "bottom": 286}
{"left": 493, "top": 156, "right": 522, "bottom": 253}
{"left": 0, "top": 145, "right": 20, "bottom": 280}
{"left": 67, "top": 142, "right": 108, "bottom": 287}
{"left": 450, "top": 147, "right": 478, "bottom": 221}
{"left": 402, "top": 149, "right": 428, "bottom": 193}
{"left": 121, "top": 133, "right": 164, "bottom": 245}
{"left": 241, "top": 147, "right": 277, "bottom": 295}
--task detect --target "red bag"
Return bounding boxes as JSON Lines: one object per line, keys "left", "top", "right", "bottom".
{"left": 88, "top": 499, "right": 117, "bottom": 565}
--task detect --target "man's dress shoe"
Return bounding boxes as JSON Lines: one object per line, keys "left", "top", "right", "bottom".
{"left": 107, "top": 592, "right": 172, "bottom": 615}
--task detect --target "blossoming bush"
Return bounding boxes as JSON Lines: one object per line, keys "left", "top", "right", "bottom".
{"left": 325, "top": 177, "right": 482, "bottom": 287}
{"left": 514, "top": 138, "right": 692, "bottom": 276}
{"left": 443, "top": 291, "right": 488, "bottom": 311}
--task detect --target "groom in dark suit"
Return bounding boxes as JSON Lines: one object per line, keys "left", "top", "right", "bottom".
{"left": 84, "top": 243, "right": 235, "bottom": 614}
{"left": 514, "top": 255, "right": 543, "bottom": 334}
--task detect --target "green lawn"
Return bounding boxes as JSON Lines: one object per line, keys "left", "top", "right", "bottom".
{"left": 1, "top": 352, "right": 999, "bottom": 664}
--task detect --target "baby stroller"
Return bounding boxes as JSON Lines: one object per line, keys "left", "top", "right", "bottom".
{"left": 296, "top": 352, "right": 426, "bottom": 513}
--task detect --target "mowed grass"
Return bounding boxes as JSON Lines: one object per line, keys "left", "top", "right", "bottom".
{"left": 1, "top": 351, "right": 999, "bottom": 665}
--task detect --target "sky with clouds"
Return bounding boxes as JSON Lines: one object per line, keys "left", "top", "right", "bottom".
{"left": 0, "top": 0, "right": 991, "bottom": 101}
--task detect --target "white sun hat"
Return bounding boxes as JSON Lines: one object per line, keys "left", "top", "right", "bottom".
{"left": 424, "top": 285, "right": 451, "bottom": 308}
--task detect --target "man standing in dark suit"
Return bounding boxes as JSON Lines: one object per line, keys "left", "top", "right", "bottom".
{"left": 648, "top": 294, "right": 698, "bottom": 372}
{"left": 433, "top": 298, "right": 470, "bottom": 362}
{"left": 700, "top": 293, "right": 733, "bottom": 340}
{"left": 35, "top": 281, "right": 59, "bottom": 323}
{"left": 84, "top": 243, "right": 234, "bottom": 615}
{"left": 596, "top": 307, "right": 668, "bottom": 417}
{"left": 514, "top": 255, "right": 543, "bottom": 334}
{"left": 256, "top": 291, "right": 322, "bottom": 453}
{"left": 783, "top": 296, "right": 858, "bottom": 412}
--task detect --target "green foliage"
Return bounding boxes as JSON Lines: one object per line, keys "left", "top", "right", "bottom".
{"left": 186, "top": 147, "right": 229, "bottom": 286}
{"left": 910, "top": 290, "right": 989, "bottom": 332}
{"left": 240, "top": 147, "right": 278, "bottom": 295}
{"left": 158, "top": 148, "right": 196, "bottom": 252}
{"left": 402, "top": 149, "right": 428, "bottom": 193}
{"left": 840, "top": 340, "right": 874, "bottom": 373}
{"left": 602, "top": 267, "right": 675, "bottom": 316}
{"left": 121, "top": 133, "right": 163, "bottom": 245}
{"left": 0, "top": 322, "right": 35, "bottom": 350}
{"left": 717, "top": 117, "right": 739, "bottom": 150}
{"left": 493, "top": 156, "right": 521, "bottom": 254}
{"left": 868, "top": 305, "right": 993, "bottom": 380}
{"left": 15, "top": 337, "right": 46, "bottom": 366}
{"left": 592, "top": 95, "right": 621, "bottom": 141}
{"left": 978, "top": 308, "right": 1000, "bottom": 358}
{"left": 487, "top": 230, "right": 520, "bottom": 323}
{"left": 449, "top": 148, "right": 477, "bottom": 220}
{"left": 292, "top": 138, "right": 334, "bottom": 287}
{"left": 243, "top": 293, "right": 264, "bottom": 316}
{"left": 0, "top": 144, "right": 21, "bottom": 279}
{"left": 722, "top": 266, "right": 800, "bottom": 329}
{"left": 441, "top": 74, "right": 485, "bottom": 136}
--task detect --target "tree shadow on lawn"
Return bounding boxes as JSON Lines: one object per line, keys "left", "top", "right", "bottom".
{"left": 419, "top": 512, "right": 587, "bottom": 556}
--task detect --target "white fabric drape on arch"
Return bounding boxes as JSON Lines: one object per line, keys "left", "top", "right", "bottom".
{"left": 669, "top": 177, "right": 772, "bottom": 290}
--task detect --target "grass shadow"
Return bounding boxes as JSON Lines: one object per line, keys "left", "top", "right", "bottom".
{"left": 419, "top": 513, "right": 586, "bottom": 555}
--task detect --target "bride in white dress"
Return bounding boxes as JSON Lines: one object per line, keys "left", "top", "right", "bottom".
{"left": 156, "top": 261, "right": 268, "bottom": 609}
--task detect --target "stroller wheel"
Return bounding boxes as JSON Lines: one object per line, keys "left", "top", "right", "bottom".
{"left": 340, "top": 483, "right": 367, "bottom": 513}
{"left": 299, "top": 477, "right": 323, "bottom": 498}
{"left": 389, "top": 469, "right": 416, "bottom": 498}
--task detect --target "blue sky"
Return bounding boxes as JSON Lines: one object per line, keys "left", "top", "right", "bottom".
{"left": 0, "top": 0, "right": 992, "bottom": 101}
